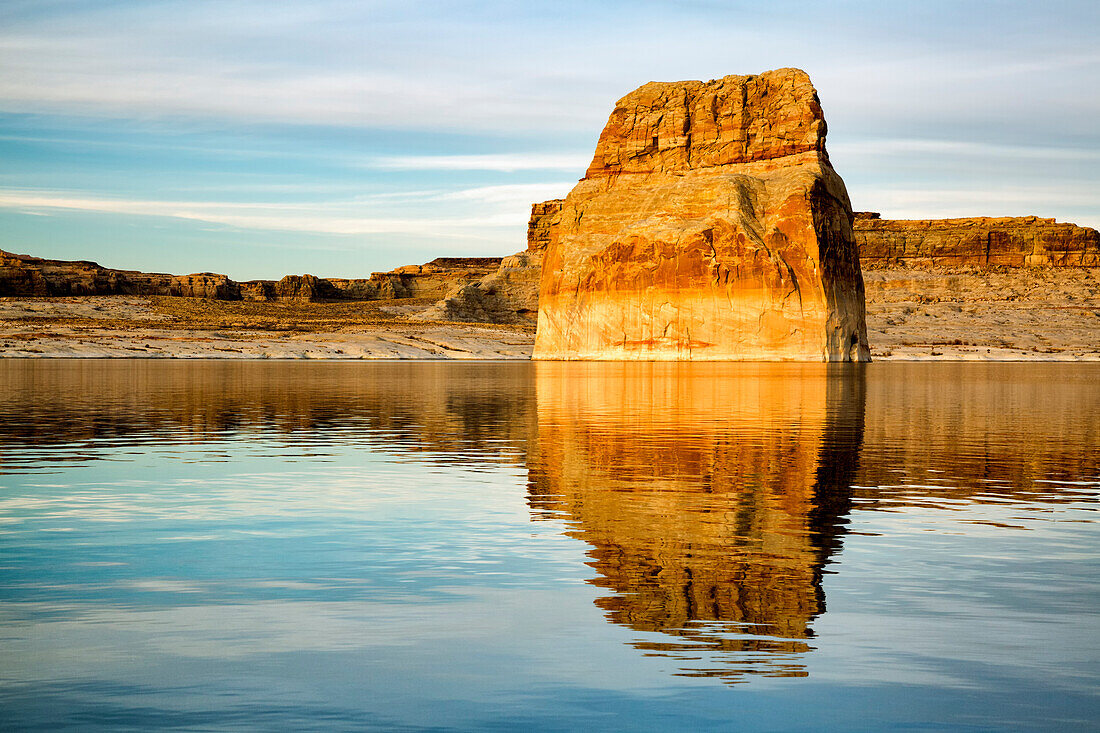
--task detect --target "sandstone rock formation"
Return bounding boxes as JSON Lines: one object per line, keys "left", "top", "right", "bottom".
{"left": 0, "top": 249, "right": 240, "bottom": 299}
{"left": 415, "top": 200, "right": 563, "bottom": 324}
{"left": 855, "top": 213, "right": 1100, "bottom": 268}
{"left": 0, "top": 249, "right": 497, "bottom": 303}
{"left": 526, "top": 199, "right": 564, "bottom": 252}
{"left": 533, "top": 69, "right": 870, "bottom": 361}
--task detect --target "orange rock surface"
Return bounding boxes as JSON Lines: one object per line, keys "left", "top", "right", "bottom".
{"left": 534, "top": 68, "right": 870, "bottom": 361}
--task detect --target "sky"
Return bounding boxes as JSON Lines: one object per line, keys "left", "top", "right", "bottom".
{"left": 1, "top": 0, "right": 1097, "bottom": 279}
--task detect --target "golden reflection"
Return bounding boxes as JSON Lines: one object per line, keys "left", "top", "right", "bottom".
{"left": 528, "top": 362, "right": 866, "bottom": 682}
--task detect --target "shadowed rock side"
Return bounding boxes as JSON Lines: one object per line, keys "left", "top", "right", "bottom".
{"left": 415, "top": 200, "right": 564, "bottom": 324}
{"left": 527, "top": 362, "right": 866, "bottom": 681}
{"left": 854, "top": 213, "right": 1100, "bottom": 268}
{"left": 0, "top": 249, "right": 500, "bottom": 302}
{"left": 534, "top": 69, "right": 870, "bottom": 361}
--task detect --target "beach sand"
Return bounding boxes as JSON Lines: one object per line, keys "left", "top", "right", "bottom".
{"left": 0, "top": 296, "right": 534, "bottom": 359}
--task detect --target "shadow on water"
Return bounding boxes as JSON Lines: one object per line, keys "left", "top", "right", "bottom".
{"left": 526, "top": 362, "right": 867, "bottom": 681}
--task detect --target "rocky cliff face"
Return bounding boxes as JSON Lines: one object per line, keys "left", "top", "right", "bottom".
{"left": 414, "top": 200, "right": 564, "bottom": 324}
{"left": 854, "top": 213, "right": 1100, "bottom": 268}
{"left": 0, "top": 249, "right": 497, "bottom": 302}
{"left": 533, "top": 69, "right": 870, "bottom": 361}
{"left": 526, "top": 200, "right": 564, "bottom": 252}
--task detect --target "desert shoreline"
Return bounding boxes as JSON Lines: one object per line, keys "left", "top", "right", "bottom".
{"left": 4, "top": 260, "right": 1098, "bottom": 363}
{"left": 2, "top": 305, "right": 1097, "bottom": 363}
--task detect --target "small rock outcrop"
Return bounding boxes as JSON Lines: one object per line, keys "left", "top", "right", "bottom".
{"left": 533, "top": 69, "right": 870, "bottom": 361}
{"left": 854, "top": 213, "right": 1100, "bottom": 268}
{"left": 415, "top": 200, "right": 564, "bottom": 324}
{"left": 526, "top": 200, "right": 564, "bottom": 252}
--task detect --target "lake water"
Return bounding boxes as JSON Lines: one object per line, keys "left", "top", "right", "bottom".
{"left": 0, "top": 360, "right": 1097, "bottom": 731}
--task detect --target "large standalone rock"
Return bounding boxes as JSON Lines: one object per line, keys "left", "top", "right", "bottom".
{"left": 533, "top": 68, "right": 870, "bottom": 361}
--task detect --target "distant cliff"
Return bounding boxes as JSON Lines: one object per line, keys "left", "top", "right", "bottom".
{"left": 0, "top": 249, "right": 500, "bottom": 302}
{"left": 854, "top": 213, "right": 1099, "bottom": 268}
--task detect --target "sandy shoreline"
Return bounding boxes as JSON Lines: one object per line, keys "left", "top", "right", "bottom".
{"left": 2, "top": 266, "right": 1097, "bottom": 361}
{"left": 0, "top": 324, "right": 534, "bottom": 360}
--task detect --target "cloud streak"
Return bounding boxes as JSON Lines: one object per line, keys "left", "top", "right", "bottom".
{"left": 370, "top": 154, "right": 589, "bottom": 172}
{"left": 830, "top": 139, "right": 1100, "bottom": 162}
{"left": 0, "top": 183, "right": 576, "bottom": 239}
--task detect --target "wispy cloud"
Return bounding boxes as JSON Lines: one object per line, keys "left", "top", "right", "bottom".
{"left": 2, "top": 0, "right": 1096, "bottom": 136}
{"left": 830, "top": 139, "right": 1100, "bottom": 162}
{"left": 371, "top": 153, "right": 589, "bottom": 172}
{"left": 435, "top": 183, "right": 574, "bottom": 203}
{"left": 0, "top": 183, "right": 574, "bottom": 239}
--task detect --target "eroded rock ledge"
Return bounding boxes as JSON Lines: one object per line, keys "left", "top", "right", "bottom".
{"left": 854, "top": 212, "right": 1099, "bottom": 268}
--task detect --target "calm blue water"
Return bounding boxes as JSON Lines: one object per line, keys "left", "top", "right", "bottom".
{"left": 1, "top": 360, "right": 1097, "bottom": 731}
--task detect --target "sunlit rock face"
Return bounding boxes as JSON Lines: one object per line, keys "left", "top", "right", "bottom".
{"left": 534, "top": 68, "right": 870, "bottom": 361}
{"left": 527, "top": 362, "right": 866, "bottom": 680}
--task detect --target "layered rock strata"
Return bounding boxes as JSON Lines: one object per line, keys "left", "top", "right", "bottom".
{"left": 854, "top": 213, "right": 1100, "bottom": 268}
{"left": 526, "top": 200, "right": 564, "bottom": 252}
{"left": 0, "top": 249, "right": 498, "bottom": 302}
{"left": 415, "top": 200, "right": 564, "bottom": 324}
{"left": 533, "top": 68, "right": 870, "bottom": 361}
{"left": 0, "top": 249, "right": 240, "bottom": 299}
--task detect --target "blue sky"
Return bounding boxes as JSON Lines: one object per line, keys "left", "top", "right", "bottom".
{"left": 1, "top": 0, "right": 1097, "bottom": 279}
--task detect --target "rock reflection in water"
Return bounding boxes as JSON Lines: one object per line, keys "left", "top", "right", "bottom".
{"left": 528, "top": 362, "right": 866, "bottom": 681}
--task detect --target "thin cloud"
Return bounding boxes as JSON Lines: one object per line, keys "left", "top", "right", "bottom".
{"left": 371, "top": 154, "right": 589, "bottom": 172}
{"left": 830, "top": 139, "right": 1100, "bottom": 162}
{"left": 0, "top": 189, "right": 541, "bottom": 239}
{"left": 435, "top": 183, "right": 575, "bottom": 203}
